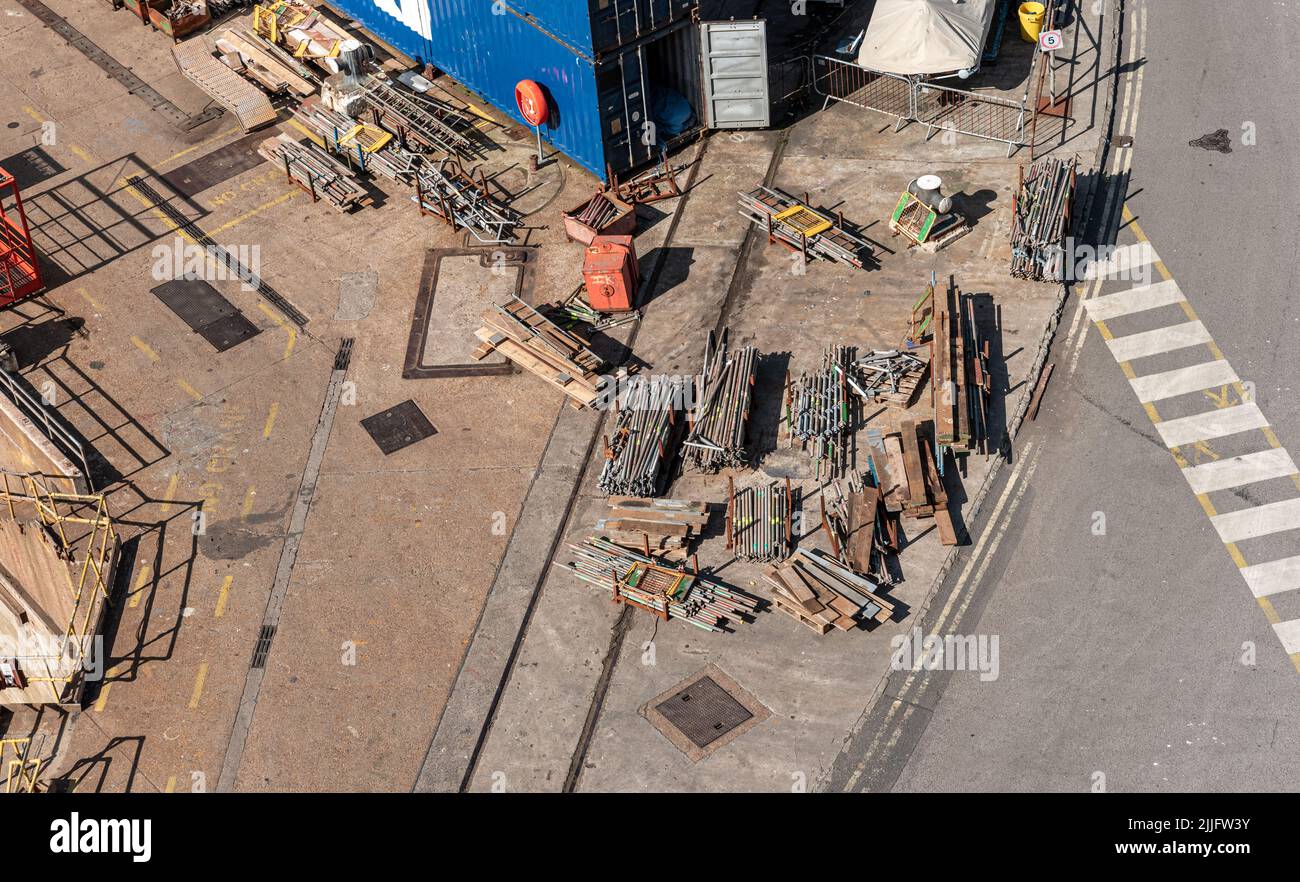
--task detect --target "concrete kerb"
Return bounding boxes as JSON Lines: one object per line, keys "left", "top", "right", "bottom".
{"left": 813, "top": 0, "right": 1126, "bottom": 792}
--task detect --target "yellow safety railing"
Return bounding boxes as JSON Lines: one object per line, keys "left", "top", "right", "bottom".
{"left": 1, "top": 738, "right": 42, "bottom": 793}
{"left": 0, "top": 470, "right": 117, "bottom": 704}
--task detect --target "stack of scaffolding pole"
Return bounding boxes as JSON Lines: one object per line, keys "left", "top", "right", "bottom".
{"left": 790, "top": 345, "right": 854, "bottom": 479}
{"left": 684, "top": 330, "right": 756, "bottom": 472}
{"left": 730, "top": 481, "right": 791, "bottom": 562}
{"left": 598, "top": 375, "right": 685, "bottom": 497}
{"left": 557, "top": 538, "right": 761, "bottom": 632}
{"left": 1010, "top": 156, "right": 1076, "bottom": 282}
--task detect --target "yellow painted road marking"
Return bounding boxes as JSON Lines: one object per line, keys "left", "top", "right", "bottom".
{"left": 178, "top": 378, "right": 203, "bottom": 401}
{"left": 160, "top": 474, "right": 181, "bottom": 513}
{"left": 165, "top": 776, "right": 176, "bottom": 793}
{"left": 70, "top": 144, "right": 94, "bottom": 165}
{"left": 93, "top": 663, "right": 126, "bottom": 713}
{"left": 1095, "top": 208, "right": 1300, "bottom": 675}
{"left": 188, "top": 663, "right": 209, "bottom": 709}
{"left": 131, "top": 336, "right": 160, "bottom": 363}
{"left": 22, "top": 106, "right": 43, "bottom": 124}
{"left": 240, "top": 487, "right": 256, "bottom": 522}
{"left": 262, "top": 401, "right": 279, "bottom": 439}
{"left": 209, "top": 187, "right": 300, "bottom": 236}
{"left": 257, "top": 302, "right": 297, "bottom": 359}
{"left": 77, "top": 287, "right": 104, "bottom": 310}
{"left": 128, "top": 562, "right": 152, "bottom": 610}
{"left": 162, "top": 127, "right": 242, "bottom": 165}
{"left": 215, "top": 575, "right": 233, "bottom": 618}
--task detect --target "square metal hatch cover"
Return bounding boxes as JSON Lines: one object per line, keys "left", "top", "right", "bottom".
{"left": 641, "top": 664, "right": 771, "bottom": 763}
{"left": 360, "top": 400, "right": 437, "bottom": 455}
{"left": 655, "top": 676, "right": 752, "bottom": 749}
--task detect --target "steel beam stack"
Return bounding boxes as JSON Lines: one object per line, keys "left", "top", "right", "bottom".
{"left": 558, "top": 538, "right": 760, "bottom": 633}
{"left": 730, "top": 481, "right": 791, "bottom": 562}
{"left": 258, "top": 135, "right": 362, "bottom": 211}
{"left": 846, "top": 349, "right": 929, "bottom": 408}
{"left": 598, "top": 376, "right": 686, "bottom": 497}
{"left": 414, "top": 158, "right": 521, "bottom": 244}
{"left": 364, "top": 75, "right": 479, "bottom": 159}
{"left": 684, "top": 330, "right": 756, "bottom": 471}
{"left": 737, "top": 186, "right": 873, "bottom": 269}
{"left": 789, "top": 345, "right": 854, "bottom": 479}
{"left": 1010, "top": 156, "right": 1076, "bottom": 282}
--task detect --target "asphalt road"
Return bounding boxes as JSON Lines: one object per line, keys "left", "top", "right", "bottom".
{"left": 826, "top": 0, "right": 1300, "bottom": 792}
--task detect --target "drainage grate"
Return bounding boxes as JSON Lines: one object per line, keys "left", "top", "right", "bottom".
{"left": 655, "top": 676, "right": 753, "bottom": 749}
{"left": 151, "top": 278, "right": 261, "bottom": 352}
{"left": 334, "top": 338, "right": 354, "bottom": 372}
{"left": 250, "top": 625, "right": 276, "bottom": 669}
{"left": 15, "top": 0, "right": 223, "bottom": 131}
{"left": 125, "top": 176, "right": 308, "bottom": 328}
{"left": 361, "top": 400, "right": 437, "bottom": 455}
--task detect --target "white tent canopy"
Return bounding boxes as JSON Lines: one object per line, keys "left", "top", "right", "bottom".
{"left": 856, "top": 0, "right": 998, "bottom": 76}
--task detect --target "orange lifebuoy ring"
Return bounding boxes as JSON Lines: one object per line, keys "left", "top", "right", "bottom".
{"left": 515, "top": 79, "right": 549, "bottom": 127}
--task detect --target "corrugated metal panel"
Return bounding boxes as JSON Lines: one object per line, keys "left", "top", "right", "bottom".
{"left": 324, "top": 0, "right": 608, "bottom": 175}
{"left": 503, "top": 0, "right": 696, "bottom": 55}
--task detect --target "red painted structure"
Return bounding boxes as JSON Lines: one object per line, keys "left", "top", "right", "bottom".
{"left": 0, "top": 166, "right": 44, "bottom": 309}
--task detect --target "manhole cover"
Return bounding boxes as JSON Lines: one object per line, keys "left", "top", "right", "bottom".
{"left": 656, "top": 676, "right": 752, "bottom": 749}
{"left": 641, "top": 664, "right": 770, "bottom": 763}
{"left": 361, "top": 400, "right": 437, "bottom": 455}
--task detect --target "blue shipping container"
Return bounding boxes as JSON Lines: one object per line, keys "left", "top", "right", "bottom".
{"left": 321, "top": 0, "right": 703, "bottom": 179}
{"left": 504, "top": 0, "right": 696, "bottom": 55}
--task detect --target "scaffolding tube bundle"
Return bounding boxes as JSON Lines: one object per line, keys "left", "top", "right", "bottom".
{"left": 684, "top": 330, "right": 756, "bottom": 472}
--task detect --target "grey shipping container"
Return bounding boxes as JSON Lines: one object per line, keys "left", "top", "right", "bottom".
{"left": 319, "top": 1, "right": 769, "bottom": 180}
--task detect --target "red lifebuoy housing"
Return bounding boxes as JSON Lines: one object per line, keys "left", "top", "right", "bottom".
{"left": 515, "top": 79, "right": 549, "bottom": 127}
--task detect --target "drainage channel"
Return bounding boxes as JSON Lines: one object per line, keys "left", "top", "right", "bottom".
{"left": 560, "top": 130, "right": 791, "bottom": 792}
{"left": 125, "top": 175, "right": 309, "bottom": 328}
{"left": 216, "top": 338, "right": 353, "bottom": 792}
{"left": 15, "top": 0, "right": 224, "bottom": 131}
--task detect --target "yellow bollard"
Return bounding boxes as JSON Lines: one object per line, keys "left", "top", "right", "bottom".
{"left": 1018, "top": 2, "right": 1046, "bottom": 42}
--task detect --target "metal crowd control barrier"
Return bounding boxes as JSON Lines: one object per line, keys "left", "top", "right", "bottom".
{"left": 0, "top": 366, "right": 91, "bottom": 491}
{"left": 812, "top": 55, "right": 1028, "bottom": 154}
{"left": 812, "top": 55, "right": 915, "bottom": 130}
{"left": 913, "top": 81, "right": 1027, "bottom": 156}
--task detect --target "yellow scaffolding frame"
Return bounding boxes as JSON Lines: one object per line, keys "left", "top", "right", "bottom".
{"left": 0, "top": 471, "right": 117, "bottom": 704}
{"left": 1, "top": 738, "right": 43, "bottom": 793}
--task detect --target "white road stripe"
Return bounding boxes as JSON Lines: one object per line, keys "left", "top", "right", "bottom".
{"left": 1084, "top": 241, "right": 1158, "bottom": 280}
{"left": 1240, "top": 556, "right": 1300, "bottom": 599}
{"left": 1274, "top": 619, "right": 1300, "bottom": 655}
{"left": 1154, "top": 403, "right": 1269, "bottom": 449}
{"left": 1210, "top": 498, "right": 1300, "bottom": 544}
{"left": 1106, "top": 320, "right": 1211, "bottom": 362}
{"left": 1084, "top": 279, "right": 1184, "bottom": 322}
{"left": 1182, "top": 448, "right": 1299, "bottom": 494}
{"left": 1129, "top": 360, "right": 1238, "bottom": 403}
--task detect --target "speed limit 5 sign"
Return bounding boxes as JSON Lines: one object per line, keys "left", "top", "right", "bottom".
{"left": 1039, "top": 29, "right": 1063, "bottom": 51}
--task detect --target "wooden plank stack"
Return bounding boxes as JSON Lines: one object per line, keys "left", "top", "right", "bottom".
{"left": 595, "top": 497, "right": 709, "bottom": 553}
{"left": 473, "top": 297, "right": 606, "bottom": 408}
{"left": 764, "top": 548, "right": 895, "bottom": 635}
{"left": 896, "top": 420, "right": 958, "bottom": 546}
{"left": 822, "top": 475, "right": 890, "bottom": 580}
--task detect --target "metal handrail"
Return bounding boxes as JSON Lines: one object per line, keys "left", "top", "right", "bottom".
{"left": 0, "top": 367, "right": 90, "bottom": 488}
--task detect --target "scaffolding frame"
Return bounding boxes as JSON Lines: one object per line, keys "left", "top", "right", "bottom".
{"left": 0, "top": 471, "right": 117, "bottom": 705}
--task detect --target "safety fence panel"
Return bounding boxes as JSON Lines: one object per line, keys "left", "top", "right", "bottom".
{"left": 812, "top": 55, "right": 914, "bottom": 122}
{"left": 913, "top": 81, "right": 1027, "bottom": 152}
